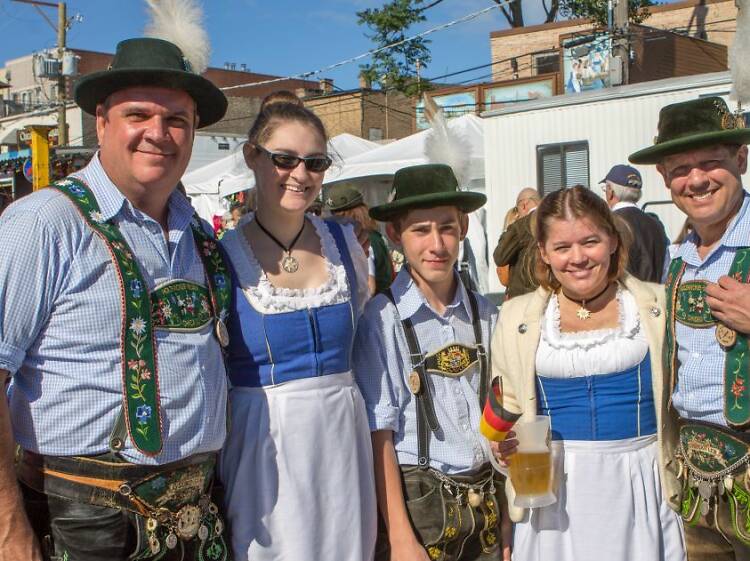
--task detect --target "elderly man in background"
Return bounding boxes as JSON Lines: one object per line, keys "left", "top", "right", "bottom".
{"left": 602, "top": 164, "right": 668, "bottom": 283}
{"left": 493, "top": 187, "right": 541, "bottom": 299}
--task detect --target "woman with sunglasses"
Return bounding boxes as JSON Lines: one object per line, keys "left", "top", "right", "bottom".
{"left": 219, "top": 93, "right": 376, "bottom": 561}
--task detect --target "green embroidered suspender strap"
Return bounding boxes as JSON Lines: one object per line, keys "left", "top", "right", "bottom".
{"left": 52, "top": 178, "right": 233, "bottom": 456}
{"left": 189, "top": 216, "right": 232, "bottom": 342}
{"left": 53, "top": 177, "right": 163, "bottom": 456}
{"left": 665, "top": 249, "right": 750, "bottom": 429}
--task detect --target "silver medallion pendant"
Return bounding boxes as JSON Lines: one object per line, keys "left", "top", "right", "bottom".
{"left": 281, "top": 254, "right": 299, "bottom": 273}
{"left": 215, "top": 319, "right": 229, "bottom": 347}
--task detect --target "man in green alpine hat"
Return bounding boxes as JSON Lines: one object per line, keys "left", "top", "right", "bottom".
{"left": 0, "top": 6, "right": 232, "bottom": 561}
{"left": 353, "top": 164, "right": 511, "bottom": 561}
{"left": 325, "top": 182, "right": 394, "bottom": 295}
{"left": 630, "top": 96, "right": 750, "bottom": 558}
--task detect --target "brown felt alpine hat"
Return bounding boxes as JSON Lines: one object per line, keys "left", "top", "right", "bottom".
{"left": 74, "top": 38, "right": 227, "bottom": 128}
{"left": 629, "top": 97, "right": 750, "bottom": 164}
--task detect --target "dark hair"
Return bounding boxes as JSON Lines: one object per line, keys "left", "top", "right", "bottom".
{"left": 534, "top": 186, "right": 631, "bottom": 291}
{"left": 332, "top": 203, "right": 376, "bottom": 231}
{"left": 247, "top": 91, "right": 328, "bottom": 148}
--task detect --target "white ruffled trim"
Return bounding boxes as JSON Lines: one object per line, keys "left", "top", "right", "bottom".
{"left": 225, "top": 212, "right": 352, "bottom": 314}
{"left": 542, "top": 286, "right": 641, "bottom": 351}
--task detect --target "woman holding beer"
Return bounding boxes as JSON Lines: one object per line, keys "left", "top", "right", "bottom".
{"left": 490, "top": 186, "right": 684, "bottom": 560}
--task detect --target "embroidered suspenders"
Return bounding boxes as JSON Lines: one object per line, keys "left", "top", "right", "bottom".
{"left": 385, "top": 282, "right": 488, "bottom": 469}
{"left": 52, "top": 177, "right": 231, "bottom": 456}
{"left": 665, "top": 250, "right": 750, "bottom": 429}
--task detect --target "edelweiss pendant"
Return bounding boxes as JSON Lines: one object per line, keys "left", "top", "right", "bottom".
{"left": 281, "top": 254, "right": 299, "bottom": 273}
{"left": 576, "top": 306, "right": 591, "bottom": 321}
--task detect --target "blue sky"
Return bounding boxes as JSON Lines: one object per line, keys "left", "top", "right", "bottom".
{"left": 0, "top": 0, "right": 673, "bottom": 90}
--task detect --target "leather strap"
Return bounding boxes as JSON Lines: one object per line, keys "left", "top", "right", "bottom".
{"left": 384, "top": 289, "right": 438, "bottom": 469}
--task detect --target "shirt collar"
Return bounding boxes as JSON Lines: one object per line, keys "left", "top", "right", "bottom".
{"left": 612, "top": 201, "right": 638, "bottom": 211}
{"left": 390, "top": 267, "right": 472, "bottom": 322}
{"left": 78, "top": 152, "right": 195, "bottom": 231}
{"left": 674, "top": 191, "right": 750, "bottom": 263}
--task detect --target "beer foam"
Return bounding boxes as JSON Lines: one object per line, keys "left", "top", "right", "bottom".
{"left": 516, "top": 445, "right": 549, "bottom": 454}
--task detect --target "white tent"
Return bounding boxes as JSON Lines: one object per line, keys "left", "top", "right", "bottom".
{"left": 182, "top": 133, "right": 380, "bottom": 222}
{"left": 323, "top": 114, "right": 485, "bottom": 194}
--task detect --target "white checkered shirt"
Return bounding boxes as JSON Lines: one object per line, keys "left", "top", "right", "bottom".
{"left": 0, "top": 154, "right": 227, "bottom": 464}
{"left": 353, "top": 268, "right": 498, "bottom": 474}
{"left": 670, "top": 191, "right": 750, "bottom": 427}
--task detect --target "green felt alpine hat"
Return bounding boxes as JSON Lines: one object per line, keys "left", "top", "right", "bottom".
{"left": 629, "top": 97, "right": 750, "bottom": 164}
{"left": 369, "top": 164, "right": 486, "bottom": 222}
{"left": 74, "top": 38, "right": 227, "bottom": 128}
{"left": 324, "top": 182, "right": 364, "bottom": 212}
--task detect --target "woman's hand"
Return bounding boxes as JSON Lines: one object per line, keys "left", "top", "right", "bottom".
{"left": 389, "top": 536, "right": 432, "bottom": 561}
{"left": 490, "top": 431, "right": 518, "bottom": 468}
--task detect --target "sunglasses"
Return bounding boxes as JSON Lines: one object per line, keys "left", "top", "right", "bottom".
{"left": 256, "top": 145, "right": 332, "bottom": 173}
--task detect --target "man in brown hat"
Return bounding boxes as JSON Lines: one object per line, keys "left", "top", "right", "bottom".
{"left": 630, "top": 96, "right": 750, "bottom": 558}
{"left": 0, "top": 22, "right": 231, "bottom": 561}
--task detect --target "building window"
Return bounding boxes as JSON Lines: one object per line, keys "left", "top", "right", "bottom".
{"left": 536, "top": 141, "right": 590, "bottom": 196}
{"left": 368, "top": 128, "right": 383, "bottom": 141}
{"left": 533, "top": 51, "right": 560, "bottom": 75}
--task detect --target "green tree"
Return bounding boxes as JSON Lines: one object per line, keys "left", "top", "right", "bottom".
{"left": 357, "top": 0, "right": 438, "bottom": 96}
{"left": 560, "top": 0, "right": 653, "bottom": 26}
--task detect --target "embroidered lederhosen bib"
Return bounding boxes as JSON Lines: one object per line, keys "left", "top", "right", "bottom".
{"left": 52, "top": 177, "right": 231, "bottom": 456}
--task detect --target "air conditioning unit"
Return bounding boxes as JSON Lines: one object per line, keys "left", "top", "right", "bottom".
{"left": 33, "top": 54, "right": 61, "bottom": 79}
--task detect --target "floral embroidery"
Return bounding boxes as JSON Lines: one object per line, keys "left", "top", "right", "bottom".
{"left": 89, "top": 210, "right": 104, "bottom": 223}
{"left": 136, "top": 404, "right": 152, "bottom": 425}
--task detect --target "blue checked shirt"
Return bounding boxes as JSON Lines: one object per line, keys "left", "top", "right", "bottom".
{"left": 353, "top": 268, "right": 498, "bottom": 474}
{"left": 670, "top": 191, "right": 750, "bottom": 427}
{"left": 0, "top": 154, "right": 227, "bottom": 464}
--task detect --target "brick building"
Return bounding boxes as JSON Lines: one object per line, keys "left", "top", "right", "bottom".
{"left": 304, "top": 78, "right": 415, "bottom": 141}
{"left": 489, "top": 0, "right": 737, "bottom": 83}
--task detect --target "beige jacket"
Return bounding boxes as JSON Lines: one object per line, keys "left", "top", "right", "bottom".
{"left": 491, "top": 274, "right": 681, "bottom": 522}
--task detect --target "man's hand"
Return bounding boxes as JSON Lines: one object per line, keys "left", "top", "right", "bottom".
{"left": 389, "top": 536, "right": 432, "bottom": 561}
{"left": 0, "top": 507, "right": 43, "bottom": 561}
{"left": 706, "top": 276, "right": 750, "bottom": 334}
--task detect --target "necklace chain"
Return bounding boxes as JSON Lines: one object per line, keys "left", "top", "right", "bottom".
{"left": 254, "top": 216, "right": 305, "bottom": 253}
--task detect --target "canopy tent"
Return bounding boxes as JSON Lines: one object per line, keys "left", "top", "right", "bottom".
{"left": 182, "top": 133, "right": 380, "bottom": 222}
{"left": 323, "top": 114, "right": 485, "bottom": 197}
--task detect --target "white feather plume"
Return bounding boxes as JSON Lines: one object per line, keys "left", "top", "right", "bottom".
{"left": 423, "top": 95, "right": 471, "bottom": 188}
{"left": 730, "top": 0, "right": 750, "bottom": 106}
{"left": 144, "top": 0, "right": 210, "bottom": 74}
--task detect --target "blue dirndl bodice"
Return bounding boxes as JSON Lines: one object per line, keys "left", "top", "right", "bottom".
{"left": 225, "top": 220, "right": 358, "bottom": 388}
{"left": 536, "top": 352, "right": 657, "bottom": 441}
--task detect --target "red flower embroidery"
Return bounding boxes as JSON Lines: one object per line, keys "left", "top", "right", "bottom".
{"left": 732, "top": 377, "right": 746, "bottom": 399}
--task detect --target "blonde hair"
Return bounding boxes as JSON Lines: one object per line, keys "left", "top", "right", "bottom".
{"left": 502, "top": 206, "right": 520, "bottom": 231}
{"left": 534, "top": 186, "right": 631, "bottom": 291}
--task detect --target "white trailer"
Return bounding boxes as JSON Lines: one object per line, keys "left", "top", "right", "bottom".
{"left": 481, "top": 71, "right": 745, "bottom": 294}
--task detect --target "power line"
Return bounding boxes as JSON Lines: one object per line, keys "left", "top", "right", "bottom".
{"left": 220, "top": 1, "right": 508, "bottom": 92}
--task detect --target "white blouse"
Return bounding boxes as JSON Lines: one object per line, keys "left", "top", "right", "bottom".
{"left": 221, "top": 212, "right": 369, "bottom": 316}
{"left": 535, "top": 287, "right": 649, "bottom": 378}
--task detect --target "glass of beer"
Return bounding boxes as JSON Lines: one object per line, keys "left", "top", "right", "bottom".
{"left": 509, "top": 415, "right": 556, "bottom": 508}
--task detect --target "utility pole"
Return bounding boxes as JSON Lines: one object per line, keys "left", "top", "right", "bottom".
{"left": 12, "top": 0, "right": 68, "bottom": 145}
{"left": 57, "top": 2, "right": 67, "bottom": 146}
{"left": 613, "top": 0, "right": 629, "bottom": 85}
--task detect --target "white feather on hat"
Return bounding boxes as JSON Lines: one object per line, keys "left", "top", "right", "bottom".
{"left": 730, "top": 0, "right": 750, "bottom": 106}
{"left": 144, "top": 0, "right": 210, "bottom": 75}
{"left": 423, "top": 95, "right": 471, "bottom": 188}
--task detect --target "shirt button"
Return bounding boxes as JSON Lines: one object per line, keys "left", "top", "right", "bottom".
{"left": 462, "top": 423, "right": 469, "bottom": 431}
{"left": 454, "top": 387, "right": 461, "bottom": 395}
{"left": 692, "top": 352, "right": 701, "bottom": 359}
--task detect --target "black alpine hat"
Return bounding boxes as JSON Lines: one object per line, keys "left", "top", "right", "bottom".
{"left": 74, "top": 37, "right": 227, "bottom": 128}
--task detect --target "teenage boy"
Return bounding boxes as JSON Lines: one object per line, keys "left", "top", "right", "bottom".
{"left": 353, "top": 164, "right": 509, "bottom": 561}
